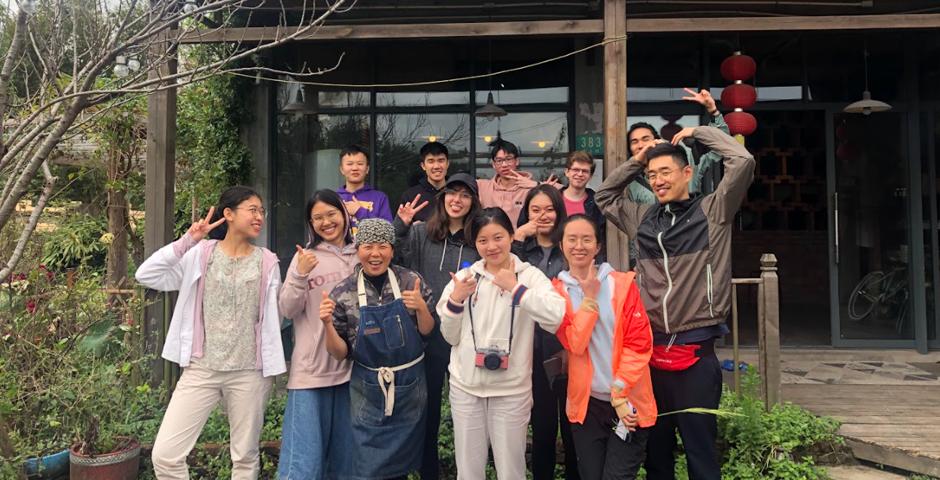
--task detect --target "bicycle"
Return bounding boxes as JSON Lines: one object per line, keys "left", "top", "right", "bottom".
{"left": 847, "top": 267, "right": 910, "bottom": 334}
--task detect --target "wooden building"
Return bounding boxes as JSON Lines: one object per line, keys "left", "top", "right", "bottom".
{"left": 145, "top": 1, "right": 940, "bottom": 353}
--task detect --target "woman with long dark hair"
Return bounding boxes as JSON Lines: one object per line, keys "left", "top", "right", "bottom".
{"left": 393, "top": 173, "right": 482, "bottom": 479}
{"left": 136, "top": 186, "right": 284, "bottom": 479}
{"left": 514, "top": 184, "right": 579, "bottom": 480}
{"left": 277, "top": 189, "right": 358, "bottom": 479}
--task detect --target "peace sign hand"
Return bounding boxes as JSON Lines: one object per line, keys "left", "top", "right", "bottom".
{"left": 186, "top": 206, "right": 226, "bottom": 242}
{"left": 504, "top": 170, "right": 538, "bottom": 189}
{"left": 397, "top": 194, "right": 430, "bottom": 226}
{"left": 682, "top": 88, "right": 718, "bottom": 114}
{"left": 542, "top": 174, "right": 563, "bottom": 190}
{"left": 449, "top": 271, "right": 478, "bottom": 304}
{"left": 295, "top": 245, "right": 319, "bottom": 275}
{"left": 577, "top": 264, "right": 601, "bottom": 301}
{"left": 402, "top": 278, "right": 429, "bottom": 313}
{"left": 514, "top": 214, "right": 541, "bottom": 242}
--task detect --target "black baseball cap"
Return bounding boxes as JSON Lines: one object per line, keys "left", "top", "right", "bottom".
{"left": 443, "top": 173, "right": 479, "bottom": 197}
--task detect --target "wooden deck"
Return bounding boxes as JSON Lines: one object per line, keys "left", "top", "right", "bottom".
{"left": 720, "top": 348, "right": 940, "bottom": 477}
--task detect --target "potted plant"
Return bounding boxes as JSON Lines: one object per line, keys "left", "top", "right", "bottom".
{"left": 65, "top": 312, "right": 161, "bottom": 480}
{"left": 69, "top": 418, "right": 142, "bottom": 480}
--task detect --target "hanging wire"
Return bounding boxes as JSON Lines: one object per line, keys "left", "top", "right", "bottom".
{"left": 230, "top": 34, "right": 628, "bottom": 89}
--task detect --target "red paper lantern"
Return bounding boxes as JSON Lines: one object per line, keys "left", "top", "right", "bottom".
{"left": 835, "top": 124, "right": 848, "bottom": 141}
{"left": 720, "top": 82, "right": 757, "bottom": 110}
{"left": 725, "top": 110, "right": 758, "bottom": 136}
{"left": 720, "top": 52, "right": 757, "bottom": 82}
{"left": 660, "top": 123, "right": 682, "bottom": 143}
{"left": 836, "top": 143, "right": 860, "bottom": 161}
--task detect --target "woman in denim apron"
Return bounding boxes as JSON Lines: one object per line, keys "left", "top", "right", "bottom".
{"left": 319, "top": 218, "right": 435, "bottom": 480}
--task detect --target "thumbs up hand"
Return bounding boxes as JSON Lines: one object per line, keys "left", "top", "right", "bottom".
{"left": 319, "top": 291, "right": 336, "bottom": 324}
{"left": 295, "top": 245, "right": 319, "bottom": 275}
{"left": 344, "top": 195, "right": 362, "bottom": 217}
{"left": 402, "top": 277, "right": 428, "bottom": 314}
{"left": 492, "top": 259, "right": 518, "bottom": 293}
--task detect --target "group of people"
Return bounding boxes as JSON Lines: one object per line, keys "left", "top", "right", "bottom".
{"left": 136, "top": 88, "right": 756, "bottom": 480}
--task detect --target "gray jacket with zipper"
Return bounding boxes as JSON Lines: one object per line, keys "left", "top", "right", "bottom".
{"left": 393, "top": 218, "right": 481, "bottom": 358}
{"left": 595, "top": 126, "right": 755, "bottom": 335}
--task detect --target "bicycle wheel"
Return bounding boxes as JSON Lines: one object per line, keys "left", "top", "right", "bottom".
{"left": 848, "top": 271, "right": 885, "bottom": 321}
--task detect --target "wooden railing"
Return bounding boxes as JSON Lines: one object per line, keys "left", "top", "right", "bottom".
{"left": 730, "top": 253, "right": 781, "bottom": 410}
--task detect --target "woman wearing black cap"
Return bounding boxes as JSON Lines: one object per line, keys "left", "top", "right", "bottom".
{"left": 393, "top": 172, "right": 482, "bottom": 479}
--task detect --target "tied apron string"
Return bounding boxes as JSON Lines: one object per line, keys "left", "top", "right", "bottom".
{"left": 365, "top": 354, "right": 424, "bottom": 416}
{"left": 356, "top": 269, "right": 420, "bottom": 417}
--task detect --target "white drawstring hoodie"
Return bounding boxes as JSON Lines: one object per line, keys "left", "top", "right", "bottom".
{"left": 436, "top": 254, "right": 566, "bottom": 398}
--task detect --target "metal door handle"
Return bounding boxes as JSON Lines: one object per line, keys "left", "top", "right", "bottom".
{"left": 833, "top": 192, "right": 840, "bottom": 265}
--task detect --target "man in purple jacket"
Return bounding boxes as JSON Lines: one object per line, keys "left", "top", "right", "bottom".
{"left": 336, "top": 144, "right": 393, "bottom": 235}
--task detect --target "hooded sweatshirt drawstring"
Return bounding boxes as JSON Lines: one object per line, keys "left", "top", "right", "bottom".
{"left": 438, "top": 235, "right": 466, "bottom": 272}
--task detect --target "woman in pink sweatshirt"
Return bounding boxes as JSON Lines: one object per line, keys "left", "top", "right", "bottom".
{"left": 277, "top": 189, "right": 359, "bottom": 480}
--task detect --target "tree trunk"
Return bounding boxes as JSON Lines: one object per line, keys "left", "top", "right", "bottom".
{"left": 106, "top": 153, "right": 129, "bottom": 291}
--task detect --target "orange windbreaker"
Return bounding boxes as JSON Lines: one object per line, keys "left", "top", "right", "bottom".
{"left": 553, "top": 271, "right": 657, "bottom": 427}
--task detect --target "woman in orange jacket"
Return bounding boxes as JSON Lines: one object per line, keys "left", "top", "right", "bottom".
{"left": 553, "top": 214, "right": 657, "bottom": 480}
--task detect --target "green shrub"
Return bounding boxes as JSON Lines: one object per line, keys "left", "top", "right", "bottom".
{"left": 717, "top": 369, "right": 841, "bottom": 479}
{"left": 40, "top": 213, "right": 108, "bottom": 272}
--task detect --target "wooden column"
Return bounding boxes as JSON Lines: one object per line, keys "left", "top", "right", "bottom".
{"left": 143, "top": 37, "right": 178, "bottom": 386}
{"left": 603, "top": 0, "right": 629, "bottom": 270}
{"left": 758, "top": 253, "right": 781, "bottom": 409}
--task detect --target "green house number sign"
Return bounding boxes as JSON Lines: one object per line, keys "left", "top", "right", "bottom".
{"left": 576, "top": 134, "right": 604, "bottom": 156}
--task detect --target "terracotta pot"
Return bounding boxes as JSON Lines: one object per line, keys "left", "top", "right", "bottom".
{"left": 69, "top": 437, "right": 140, "bottom": 480}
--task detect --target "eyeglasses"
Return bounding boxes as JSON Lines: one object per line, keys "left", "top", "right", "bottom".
{"left": 444, "top": 189, "right": 474, "bottom": 200}
{"left": 567, "top": 167, "right": 591, "bottom": 175}
{"left": 236, "top": 207, "right": 267, "bottom": 218}
{"left": 646, "top": 169, "right": 676, "bottom": 183}
{"left": 492, "top": 156, "right": 517, "bottom": 166}
{"left": 312, "top": 210, "right": 342, "bottom": 224}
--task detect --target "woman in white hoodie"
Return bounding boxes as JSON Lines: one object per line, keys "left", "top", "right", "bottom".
{"left": 436, "top": 208, "right": 566, "bottom": 479}
{"left": 135, "top": 186, "right": 285, "bottom": 480}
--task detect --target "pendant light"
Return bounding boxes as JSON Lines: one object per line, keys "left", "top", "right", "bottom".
{"left": 475, "top": 92, "right": 507, "bottom": 119}
{"left": 282, "top": 83, "right": 317, "bottom": 114}
{"left": 844, "top": 44, "right": 891, "bottom": 115}
{"left": 475, "top": 40, "right": 507, "bottom": 119}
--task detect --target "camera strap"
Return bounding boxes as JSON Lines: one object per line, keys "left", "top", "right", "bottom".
{"left": 467, "top": 278, "right": 516, "bottom": 356}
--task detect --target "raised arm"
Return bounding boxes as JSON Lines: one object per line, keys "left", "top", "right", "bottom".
{"left": 595, "top": 157, "right": 650, "bottom": 239}
{"left": 693, "top": 126, "right": 756, "bottom": 224}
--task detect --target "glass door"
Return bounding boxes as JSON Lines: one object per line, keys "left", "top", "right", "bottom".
{"left": 831, "top": 112, "right": 916, "bottom": 343}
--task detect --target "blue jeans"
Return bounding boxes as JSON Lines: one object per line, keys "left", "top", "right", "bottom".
{"left": 277, "top": 383, "right": 353, "bottom": 480}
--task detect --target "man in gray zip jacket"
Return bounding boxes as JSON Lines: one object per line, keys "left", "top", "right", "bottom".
{"left": 596, "top": 125, "right": 755, "bottom": 480}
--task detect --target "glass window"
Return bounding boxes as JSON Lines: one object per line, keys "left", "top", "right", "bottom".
{"left": 375, "top": 113, "right": 471, "bottom": 207}
{"left": 319, "top": 91, "right": 371, "bottom": 108}
{"left": 377, "top": 91, "right": 470, "bottom": 107}
{"left": 273, "top": 114, "right": 371, "bottom": 273}
{"left": 474, "top": 87, "right": 569, "bottom": 105}
{"left": 475, "top": 112, "right": 569, "bottom": 182}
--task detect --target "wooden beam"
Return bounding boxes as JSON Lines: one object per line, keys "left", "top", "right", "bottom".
{"left": 603, "top": 0, "right": 629, "bottom": 271}
{"left": 144, "top": 34, "right": 178, "bottom": 387}
{"left": 177, "top": 19, "right": 603, "bottom": 43}
{"left": 626, "top": 13, "right": 940, "bottom": 33}
{"left": 177, "top": 13, "right": 940, "bottom": 44}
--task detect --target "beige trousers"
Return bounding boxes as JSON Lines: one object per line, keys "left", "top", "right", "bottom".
{"left": 449, "top": 384, "right": 533, "bottom": 480}
{"left": 151, "top": 362, "right": 273, "bottom": 480}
